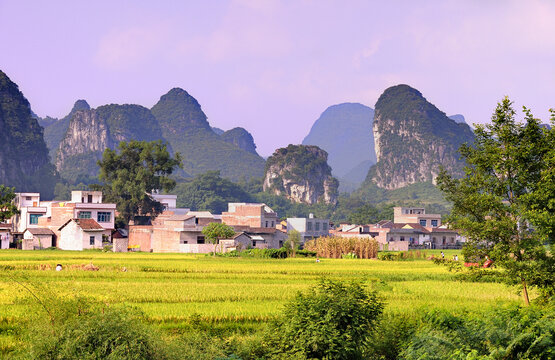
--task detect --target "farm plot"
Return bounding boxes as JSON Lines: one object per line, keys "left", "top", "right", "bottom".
{"left": 0, "top": 250, "right": 520, "bottom": 356}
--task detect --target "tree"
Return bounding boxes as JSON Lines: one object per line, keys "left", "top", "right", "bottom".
{"left": 96, "top": 140, "right": 182, "bottom": 226}
{"left": 0, "top": 185, "right": 19, "bottom": 222}
{"left": 201, "top": 222, "right": 235, "bottom": 256}
{"left": 284, "top": 230, "right": 300, "bottom": 257}
{"left": 437, "top": 98, "right": 555, "bottom": 304}
{"left": 172, "top": 171, "right": 252, "bottom": 213}
{"left": 268, "top": 279, "right": 384, "bottom": 360}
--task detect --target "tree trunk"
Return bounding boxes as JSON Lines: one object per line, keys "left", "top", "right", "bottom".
{"left": 522, "top": 279, "right": 530, "bottom": 306}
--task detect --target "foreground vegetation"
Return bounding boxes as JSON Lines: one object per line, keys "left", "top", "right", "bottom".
{"left": 0, "top": 249, "right": 535, "bottom": 358}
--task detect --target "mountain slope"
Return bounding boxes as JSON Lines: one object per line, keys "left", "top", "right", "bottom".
{"left": 221, "top": 127, "right": 258, "bottom": 155}
{"left": 56, "top": 104, "right": 167, "bottom": 182}
{"left": 151, "top": 88, "right": 265, "bottom": 181}
{"left": 368, "top": 84, "right": 474, "bottom": 190}
{"left": 0, "top": 70, "right": 58, "bottom": 198}
{"left": 302, "top": 103, "right": 376, "bottom": 184}
{"left": 263, "top": 144, "right": 338, "bottom": 205}
{"left": 42, "top": 99, "right": 90, "bottom": 160}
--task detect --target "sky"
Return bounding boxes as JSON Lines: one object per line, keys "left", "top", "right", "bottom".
{"left": 1, "top": 0, "right": 554, "bottom": 156}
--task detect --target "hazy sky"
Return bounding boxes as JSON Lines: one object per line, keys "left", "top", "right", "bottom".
{"left": 1, "top": 0, "right": 554, "bottom": 156}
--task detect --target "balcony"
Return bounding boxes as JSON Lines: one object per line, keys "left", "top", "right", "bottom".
{"left": 75, "top": 203, "right": 116, "bottom": 210}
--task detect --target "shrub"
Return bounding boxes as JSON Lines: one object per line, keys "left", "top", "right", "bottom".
{"left": 21, "top": 297, "right": 168, "bottom": 360}
{"left": 267, "top": 279, "right": 384, "bottom": 360}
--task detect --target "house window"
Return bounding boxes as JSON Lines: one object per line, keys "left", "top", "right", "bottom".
{"left": 315, "top": 222, "right": 320, "bottom": 231}
{"left": 195, "top": 218, "right": 199, "bottom": 225}
{"left": 197, "top": 236, "right": 205, "bottom": 244}
{"left": 25, "top": 196, "right": 32, "bottom": 201}
{"left": 271, "top": 221, "right": 274, "bottom": 227}
{"left": 431, "top": 220, "right": 438, "bottom": 227}
{"left": 89, "top": 236, "right": 95, "bottom": 246}
{"left": 97, "top": 212, "right": 111, "bottom": 223}
{"left": 180, "top": 240, "right": 188, "bottom": 244}
{"left": 323, "top": 222, "right": 328, "bottom": 230}
{"left": 307, "top": 222, "right": 313, "bottom": 231}
{"left": 252, "top": 241, "right": 256, "bottom": 247}
{"left": 419, "top": 219, "right": 427, "bottom": 227}
{"left": 400, "top": 236, "right": 405, "bottom": 241}
{"left": 78, "top": 211, "right": 91, "bottom": 219}
{"left": 29, "top": 214, "right": 42, "bottom": 224}
{"left": 265, "top": 221, "right": 268, "bottom": 227}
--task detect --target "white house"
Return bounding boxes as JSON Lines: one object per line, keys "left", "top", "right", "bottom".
{"left": 58, "top": 218, "right": 105, "bottom": 251}
{"left": 11, "top": 192, "right": 47, "bottom": 233}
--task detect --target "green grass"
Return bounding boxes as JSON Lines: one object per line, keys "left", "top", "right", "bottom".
{"left": 0, "top": 249, "right": 521, "bottom": 356}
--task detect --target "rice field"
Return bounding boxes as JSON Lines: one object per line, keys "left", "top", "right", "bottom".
{"left": 0, "top": 249, "right": 522, "bottom": 355}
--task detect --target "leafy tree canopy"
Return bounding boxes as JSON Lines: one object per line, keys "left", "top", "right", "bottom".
{"left": 201, "top": 222, "right": 235, "bottom": 255}
{"left": 95, "top": 140, "right": 182, "bottom": 226}
{"left": 0, "top": 185, "right": 19, "bottom": 222}
{"left": 437, "top": 98, "right": 555, "bottom": 303}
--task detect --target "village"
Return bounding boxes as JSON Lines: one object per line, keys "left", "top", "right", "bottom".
{"left": 0, "top": 190, "right": 464, "bottom": 253}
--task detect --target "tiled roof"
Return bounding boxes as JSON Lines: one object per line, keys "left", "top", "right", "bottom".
{"left": 59, "top": 218, "right": 104, "bottom": 231}
{"left": 25, "top": 227, "right": 54, "bottom": 235}
{"left": 76, "top": 219, "right": 104, "bottom": 230}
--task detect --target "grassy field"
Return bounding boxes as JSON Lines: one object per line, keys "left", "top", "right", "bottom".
{"left": 0, "top": 249, "right": 521, "bottom": 356}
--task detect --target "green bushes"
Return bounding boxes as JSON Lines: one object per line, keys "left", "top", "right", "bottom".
{"left": 379, "top": 250, "right": 429, "bottom": 261}
{"left": 401, "top": 305, "right": 555, "bottom": 360}
{"left": 21, "top": 299, "right": 168, "bottom": 360}
{"left": 267, "top": 279, "right": 384, "bottom": 360}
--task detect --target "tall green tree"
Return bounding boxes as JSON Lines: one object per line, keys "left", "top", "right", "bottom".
{"left": 201, "top": 222, "right": 235, "bottom": 256}
{"left": 96, "top": 140, "right": 182, "bottom": 226}
{"left": 437, "top": 98, "right": 555, "bottom": 304}
{"left": 0, "top": 185, "right": 19, "bottom": 222}
{"left": 284, "top": 230, "right": 300, "bottom": 257}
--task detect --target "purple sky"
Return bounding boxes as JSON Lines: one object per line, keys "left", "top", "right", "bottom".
{"left": 1, "top": 0, "right": 554, "bottom": 156}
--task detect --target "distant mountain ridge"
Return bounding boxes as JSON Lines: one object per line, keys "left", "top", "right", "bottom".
{"left": 302, "top": 103, "right": 376, "bottom": 190}
{"left": 151, "top": 88, "right": 265, "bottom": 181}
{"left": 40, "top": 87, "right": 265, "bottom": 183}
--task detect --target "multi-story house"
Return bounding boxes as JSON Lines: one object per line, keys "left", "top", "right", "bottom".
{"left": 37, "top": 190, "right": 116, "bottom": 247}
{"left": 286, "top": 214, "right": 330, "bottom": 244}
{"left": 222, "top": 203, "right": 278, "bottom": 229}
{"left": 11, "top": 192, "right": 48, "bottom": 234}
{"left": 393, "top": 207, "right": 442, "bottom": 228}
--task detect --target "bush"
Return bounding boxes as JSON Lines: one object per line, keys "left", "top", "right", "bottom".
{"left": 21, "top": 297, "right": 168, "bottom": 360}
{"left": 267, "top": 279, "right": 384, "bottom": 360}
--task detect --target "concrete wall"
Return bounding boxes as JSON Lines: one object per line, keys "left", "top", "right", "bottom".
{"left": 23, "top": 231, "right": 53, "bottom": 249}
{"left": 152, "top": 228, "right": 181, "bottom": 253}
{"left": 128, "top": 226, "right": 153, "bottom": 252}
{"left": 113, "top": 238, "right": 128, "bottom": 252}
{"left": 179, "top": 244, "right": 216, "bottom": 253}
